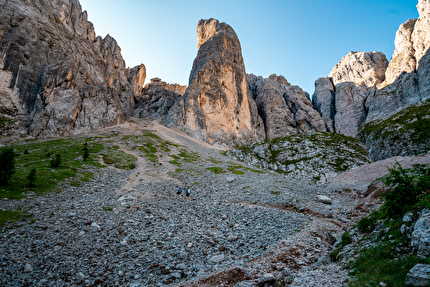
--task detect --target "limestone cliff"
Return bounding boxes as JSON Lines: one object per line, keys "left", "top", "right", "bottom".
{"left": 314, "top": 0, "right": 430, "bottom": 140}
{"left": 0, "top": 0, "right": 145, "bottom": 137}
{"left": 247, "top": 74, "right": 326, "bottom": 139}
{"left": 365, "top": 0, "right": 430, "bottom": 123}
{"left": 164, "top": 19, "right": 265, "bottom": 148}
{"left": 134, "top": 78, "right": 186, "bottom": 119}
{"left": 312, "top": 51, "right": 388, "bottom": 137}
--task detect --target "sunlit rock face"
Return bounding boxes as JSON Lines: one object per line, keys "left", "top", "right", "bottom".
{"left": 365, "top": 0, "right": 430, "bottom": 124}
{"left": 164, "top": 19, "right": 265, "bottom": 148}
{"left": 312, "top": 51, "right": 388, "bottom": 137}
{"left": 247, "top": 74, "right": 326, "bottom": 139}
{"left": 0, "top": 0, "right": 145, "bottom": 137}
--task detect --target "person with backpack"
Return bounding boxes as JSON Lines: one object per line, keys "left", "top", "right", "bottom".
{"left": 175, "top": 186, "right": 182, "bottom": 199}
{"left": 185, "top": 186, "right": 191, "bottom": 201}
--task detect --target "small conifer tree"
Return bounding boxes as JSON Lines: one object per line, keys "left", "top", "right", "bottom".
{"left": 27, "top": 168, "right": 37, "bottom": 187}
{"left": 0, "top": 147, "right": 16, "bottom": 186}
{"left": 83, "top": 142, "right": 89, "bottom": 161}
{"left": 50, "top": 154, "right": 61, "bottom": 168}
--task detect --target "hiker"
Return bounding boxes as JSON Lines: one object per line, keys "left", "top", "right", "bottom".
{"left": 185, "top": 186, "right": 191, "bottom": 201}
{"left": 175, "top": 186, "right": 182, "bottom": 199}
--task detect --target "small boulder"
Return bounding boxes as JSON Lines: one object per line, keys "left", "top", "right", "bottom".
{"left": 208, "top": 254, "right": 225, "bottom": 264}
{"left": 405, "top": 264, "right": 430, "bottom": 286}
{"left": 258, "top": 273, "right": 276, "bottom": 286}
{"left": 317, "top": 194, "right": 332, "bottom": 204}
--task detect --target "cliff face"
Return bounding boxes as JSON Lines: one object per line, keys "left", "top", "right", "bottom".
{"left": 0, "top": 0, "right": 145, "bottom": 137}
{"left": 312, "top": 51, "right": 389, "bottom": 137}
{"left": 365, "top": 0, "right": 430, "bottom": 124}
{"left": 134, "top": 78, "right": 186, "bottom": 119}
{"left": 313, "top": 0, "right": 430, "bottom": 139}
{"left": 247, "top": 74, "right": 326, "bottom": 139}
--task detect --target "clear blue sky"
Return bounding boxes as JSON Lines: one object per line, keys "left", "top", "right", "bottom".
{"left": 79, "top": 0, "right": 419, "bottom": 95}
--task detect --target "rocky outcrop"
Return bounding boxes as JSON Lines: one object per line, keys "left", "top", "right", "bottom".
{"left": 134, "top": 78, "right": 186, "bottom": 119}
{"left": 164, "top": 19, "right": 264, "bottom": 148}
{"left": 357, "top": 100, "right": 430, "bottom": 161}
{"left": 313, "top": 1, "right": 430, "bottom": 141}
{"left": 0, "top": 0, "right": 145, "bottom": 137}
{"left": 365, "top": 0, "right": 430, "bottom": 124}
{"left": 312, "top": 51, "right": 388, "bottom": 137}
{"left": 225, "top": 131, "right": 372, "bottom": 184}
{"left": 247, "top": 74, "right": 326, "bottom": 139}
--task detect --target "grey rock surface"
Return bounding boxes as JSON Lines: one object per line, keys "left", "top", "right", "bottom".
{"left": 411, "top": 209, "right": 430, "bottom": 258}
{"left": 134, "top": 78, "right": 186, "bottom": 119}
{"left": 247, "top": 74, "right": 326, "bottom": 139}
{"left": 405, "top": 264, "right": 430, "bottom": 287}
{"left": 0, "top": 0, "right": 145, "bottom": 138}
{"left": 312, "top": 51, "right": 388, "bottom": 137}
{"left": 164, "top": 19, "right": 265, "bottom": 148}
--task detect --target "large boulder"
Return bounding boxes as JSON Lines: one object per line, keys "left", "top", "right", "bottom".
{"left": 0, "top": 0, "right": 145, "bottom": 137}
{"left": 164, "top": 19, "right": 264, "bottom": 148}
{"left": 134, "top": 78, "right": 186, "bottom": 119}
{"left": 247, "top": 74, "right": 326, "bottom": 139}
{"left": 312, "top": 51, "right": 388, "bottom": 137}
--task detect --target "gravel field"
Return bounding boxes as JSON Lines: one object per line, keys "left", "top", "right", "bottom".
{"left": 0, "top": 120, "right": 370, "bottom": 286}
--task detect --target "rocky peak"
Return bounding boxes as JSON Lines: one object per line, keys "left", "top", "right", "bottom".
{"left": 329, "top": 51, "right": 388, "bottom": 87}
{"left": 312, "top": 51, "right": 388, "bottom": 137}
{"left": 0, "top": 0, "right": 145, "bottom": 137}
{"left": 164, "top": 19, "right": 264, "bottom": 147}
{"left": 51, "top": 0, "right": 96, "bottom": 41}
{"left": 247, "top": 74, "right": 326, "bottom": 139}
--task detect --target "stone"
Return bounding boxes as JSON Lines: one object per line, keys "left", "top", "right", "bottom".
{"left": 164, "top": 19, "right": 265, "bottom": 148}
{"left": 247, "top": 74, "right": 326, "bottom": 139}
{"left": 208, "top": 254, "right": 225, "bottom": 264}
{"left": 170, "top": 272, "right": 182, "bottom": 280}
{"left": 76, "top": 272, "right": 85, "bottom": 284}
{"left": 227, "top": 177, "right": 236, "bottom": 183}
{"left": 234, "top": 281, "right": 258, "bottom": 287}
{"left": 227, "top": 234, "right": 239, "bottom": 242}
{"left": 411, "top": 209, "right": 430, "bottom": 258}
{"left": 405, "top": 264, "right": 430, "bottom": 286}
{"left": 317, "top": 195, "right": 332, "bottom": 205}
{"left": 24, "top": 262, "right": 33, "bottom": 273}
{"left": 91, "top": 222, "right": 101, "bottom": 230}
{"left": 403, "top": 212, "right": 415, "bottom": 223}
{"left": 175, "top": 263, "right": 187, "bottom": 270}
{"left": 187, "top": 242, "right": 193, "bottom": 248}
{"left": 258, "top": 273, "right": 276, "bottom": 286}
{"left": 120, "top": 239, "right": 128, "bottom": 246}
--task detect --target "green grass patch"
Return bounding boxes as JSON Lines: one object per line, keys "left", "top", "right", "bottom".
{"left": 206, "top": 167, "right": 225, "bottom": 174}
{"left": 0, "top": 210, "right": 33, "bottom": 227}
{"left": 338, "top": 163, "right": 430, "bottom": 286}
{"left": 0, "top": 138, "right": 104, "bottom": 199}
{"left": 102, "top": 149, "right": 137, "bottom": 170}
{"left": 270, "top": 190, "right": 281, "bottom": 196}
